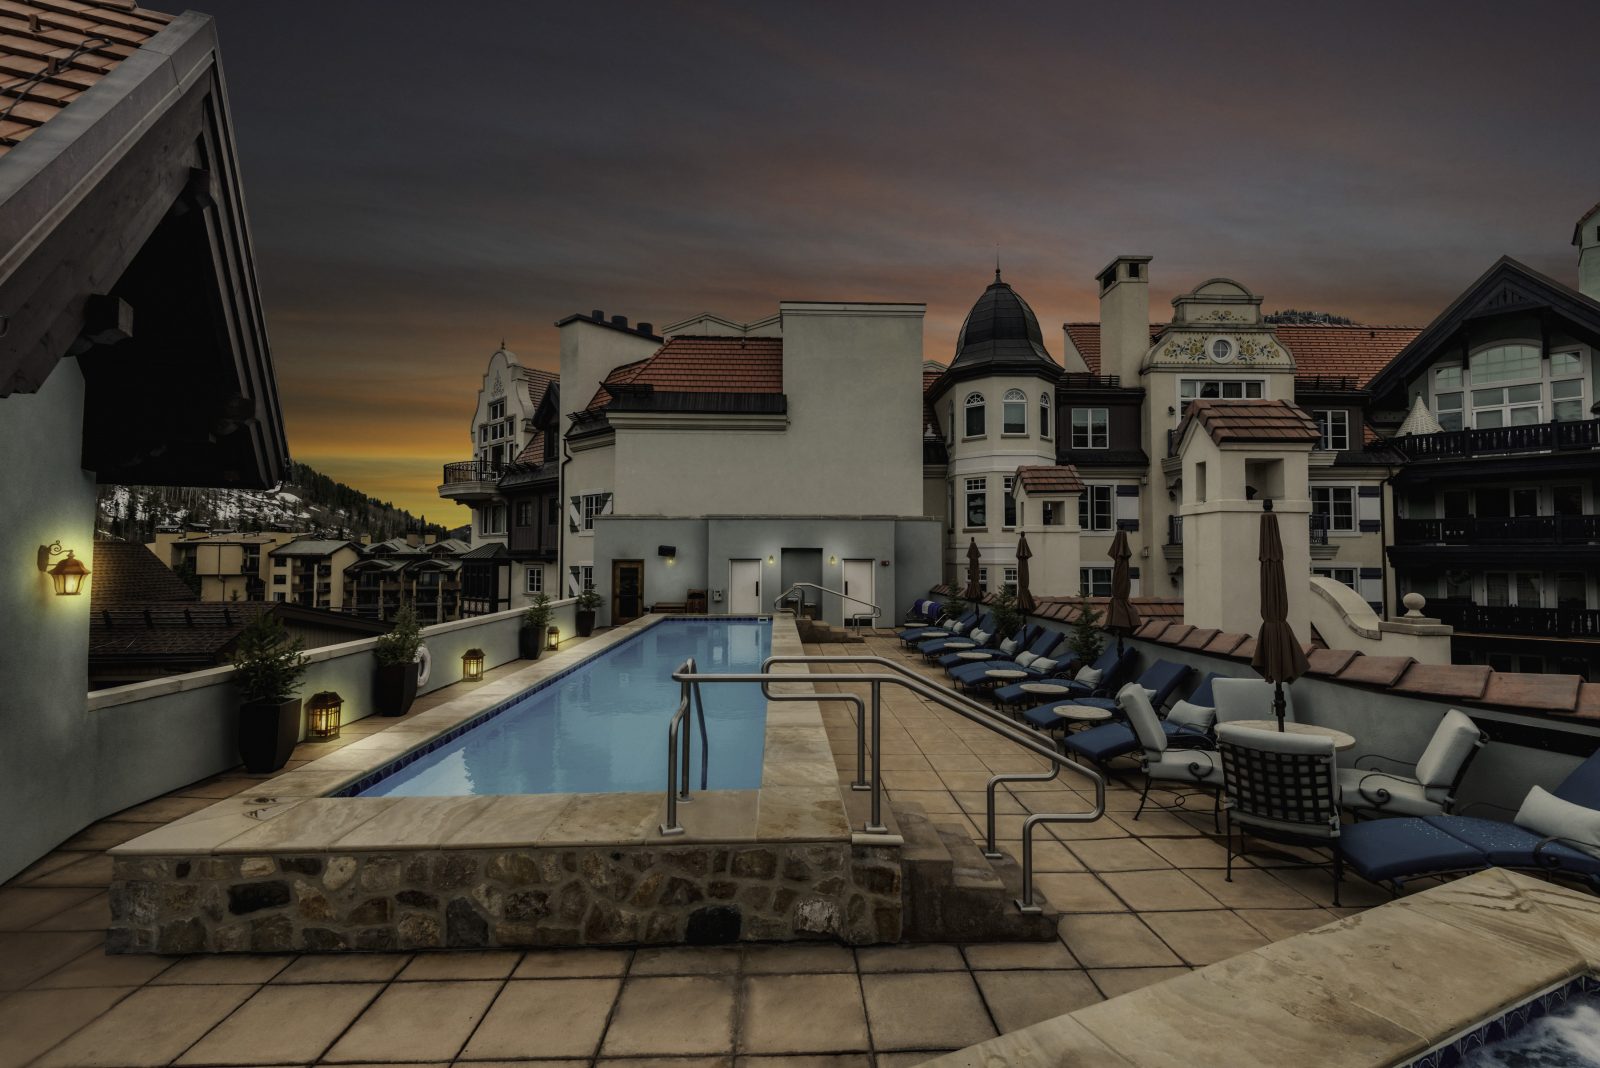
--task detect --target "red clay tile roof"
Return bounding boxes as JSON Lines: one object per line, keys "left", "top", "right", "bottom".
{"left": 0, "top": 1, "right": 174, "bottom": 159}
{"left": 90, "top": 540, "right": 197, "bottom": 607}
{"left": 520, "top": 367, "right": 558, "bottom": 410}
{"left": 513, "top": 429, "right": 547, "bottom": 465}
{"left": 1015, "top": 464, "right": 1085, "bottom": 495}
{"left": 1178, "top": 398, "right": 1322, "bottom": 446}
{"left": 584, "top": 337, "right": 783, "bottom": 413}
{"left": 1063, "top": 323, "right": 1420, "bottom": 386}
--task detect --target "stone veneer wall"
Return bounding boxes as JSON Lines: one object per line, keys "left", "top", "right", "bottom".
{"left": 111, "top": 841, "right": 902, "bottom": 954}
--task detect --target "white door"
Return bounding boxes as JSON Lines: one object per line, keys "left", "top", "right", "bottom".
{"left": 842, "top": 559, "right": 875, "bottom": 623}
{"left": 729, "top": 559, "right": 762, "bottom": 615}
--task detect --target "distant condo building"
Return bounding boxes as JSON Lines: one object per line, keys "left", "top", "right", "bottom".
{"left": 438, "top": 205, "right": 1600, "bottom": 678}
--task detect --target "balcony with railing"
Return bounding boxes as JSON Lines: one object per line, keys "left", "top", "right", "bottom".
{"left": 1396, "top": 515, "right": 1600, "bottom": 546}
{"left": 1386, "top": 416, "right": 1600, "bottom": 463}
{"left": 1431, "top": 601, "right": 1600, "bottom": 640}
{"left": 438, "top": 459, "right": 504, "bottom": 501}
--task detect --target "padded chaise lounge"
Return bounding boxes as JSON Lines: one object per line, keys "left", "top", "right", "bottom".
{"left": 1054, "top": 673, "right": 1222, "bottom": 764}
{"left": 1022, "top": 660, "right": 1192, "bottom": 732}
{"left": 991, "top": 644, "right": 1134, "bottom": 709}
{"left": 946, "top": 627, "right": 1065, "bottom": 684}
{"left": 898, "top": 607, "right": 976, "bottom": 647}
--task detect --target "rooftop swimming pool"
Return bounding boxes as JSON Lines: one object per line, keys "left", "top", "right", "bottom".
{"left": 1420, "top": 977, "right": 1600, "bottom": 1068}
{"left": 349, "top": 617, "right": 772, "bottom": 797}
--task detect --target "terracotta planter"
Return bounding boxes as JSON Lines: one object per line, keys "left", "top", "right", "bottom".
{"left": 239, "top": 697, "right": 300, "bottom": 774}
{"left": 575, "top": 609, "right": 597, "bottom": 637}
{"left": 519, "top": 627, "right": 544, "bottom": 660}
{"left": 374, "top": 661, "right": 419, "bottom": 717}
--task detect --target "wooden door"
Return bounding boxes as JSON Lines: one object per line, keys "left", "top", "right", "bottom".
{"left": 612, "top": 559, "right": 643, "bottom": 624}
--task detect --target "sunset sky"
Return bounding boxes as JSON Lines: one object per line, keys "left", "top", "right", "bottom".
{"left": 184, "top": 0, "right": 1600, "bottom": 520}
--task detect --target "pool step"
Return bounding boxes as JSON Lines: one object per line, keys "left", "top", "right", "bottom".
{"left": 795, "top": 618, "right": 865, "bottom": 644}
{"left": 895, "top": 803, "right": 1059, "bottom": 942}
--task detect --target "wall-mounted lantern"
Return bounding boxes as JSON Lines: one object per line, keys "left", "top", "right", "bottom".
{"left": 545, "top": 626, "right": 560, "bottom": 651}
{"left": 828, "top": 554, "right": 838, "bottom": 566}
{"left": 462, "top": 647, "right": 485, "bottom": 681}
{"left": 766, "top": 555, "right": 775, "bottom": 565}
{"left": 37, "top": 541, "right": 90, "bottom": 596}
{"left": 305, "top": 691, "right": 343, "bottom": 741}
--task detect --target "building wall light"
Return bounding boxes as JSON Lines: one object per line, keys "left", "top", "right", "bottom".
{"left": 37, "top": 541, "right": 90, "bottom": 596}
{"left": 462, "top": 647, "right": 486, "bottom": 681}
{"left": 828, "top": 554, "right": 838, "bottom": 566}
{"left": 305, "top": 691, "right": 343, "bottom": 741}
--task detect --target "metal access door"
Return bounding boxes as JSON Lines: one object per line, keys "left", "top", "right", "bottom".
{"left": 729, "top": 559, "right": 762, "bottom": 615}
{"left": 842, "top": 559, "right": 875, "bottom": 623}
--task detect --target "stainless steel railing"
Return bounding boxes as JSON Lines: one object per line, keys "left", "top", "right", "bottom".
{"left": 660, "top": 652, "right": 1106, "bottom": 912}
{"left": 772, "top": 581, "right": 881, "bottom": 636}
{"left": 657, "top": 657, "right": 710, "bottom": 837}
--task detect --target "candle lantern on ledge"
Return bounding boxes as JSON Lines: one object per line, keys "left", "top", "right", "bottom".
{"left": 305, "top": 691, "right": 343, "bottom": 741}
{"left": 546, "top": 626, "right": 560, "bottom": 651}
{"left": 462, "top": 647, "right": 485, "bottom": 682}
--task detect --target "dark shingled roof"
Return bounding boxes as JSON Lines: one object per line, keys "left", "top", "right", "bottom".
{"left": 90, "top": 541, "right": 198, "bottom": 607}
{"left": 1015, "top": 465, "right": 1085, "bottom": 495}
{"left": 945, "top": 272, "right": 1058, "bottom": 378}
{"left": 1178, "top": 398, "right": 1322, "bottom": 446}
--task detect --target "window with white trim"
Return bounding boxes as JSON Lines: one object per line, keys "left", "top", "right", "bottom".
{"left": 978, "top": 567, "right": 989, "bottom": 595}
{"left": 1313, "top": 409, "right": 1349, "bottom": 451}
{"left": 1071, "top": 407, "right": 1109, "bottom": 449}
{"left": 964, "top": 392, "right": 986, "bottom": 437}
{"left": 1485, "top": 571, "right": 1541, "bottom": 608}
{"left": 1040, "top": 393, "right": 1051, "bottom": 439}
{"left": 1078, "top": 485, "right": 1113, "bottom": 532}
{"left": 1552, "top": 351, "right": 1586, "bottom": 421}
{"left": 525, "top": 566, "right": 543, "bottom": 594}
{"left": 964, "top": 477, "right": 987, "bottom": 528}
{"left": 1433, "top": 365, "right": 1463, "bottom": 430}
{"left": 1003, "top": 476, "right": 1016, "bottom": 529}
{"left": 489, "top": 400, "right": 506, "bottom": 420}
{"left": 1313, "top": 567, "right": 1357, "bottom": 591}
{"left": 1433, "top": 345, "right": 1590, "bottom": 430}
{"left": 480, "top": 503, "right": 506, "bottom": 535}
{"left": 1311, "top": 486, "right": 1355, "bottom": 532}
{"left": 1003, "top": 566, "right": 1018, "bottom": 591}
{"left": 1002, "top": 389, "right": 1027, "bottom": 434}
{"left": 580, "top": 565, "right": 595, "bottom": 592}
{"left": 1080, "top": 567, "right": 1112, "bottom": 597}
{"left": 581, "top": 493, "right": 606, "bottom": 531}
{"left": 1178, "top": 378, "right": 1263, "bottom": 414}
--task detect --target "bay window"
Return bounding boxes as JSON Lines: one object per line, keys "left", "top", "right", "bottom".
{"left": 965, "top": 477, "right": 987, "bottom": 528}
{"left": 1002, "top": 389, "right": 1027, "bottom": 434}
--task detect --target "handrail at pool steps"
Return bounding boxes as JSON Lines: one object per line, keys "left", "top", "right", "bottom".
{"left": 772, "top": 581, "right": 881, "bottom": 637}
{"left": 657, "top": 656, "right": 711, "bottom": 837}
{"left": 662, "top": 653, "right": 1106, "bottom": 913}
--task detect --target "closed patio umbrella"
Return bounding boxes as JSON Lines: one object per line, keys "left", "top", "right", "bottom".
{"left": 1251, "top": 500, "right": 1309, "bottom": 731}
{"left": 1015, "top": 532, "right": 1036, "bottom": 615}
{"left": 1104, "top": 528, "right": 1141, "bottom": 654}
{"left": 964, "top": 538, "right": 982, "bottom": 601}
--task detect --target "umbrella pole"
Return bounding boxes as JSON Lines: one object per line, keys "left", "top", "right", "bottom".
{"left": 1273, "top": 681, "right": 1286, "bottom": 732}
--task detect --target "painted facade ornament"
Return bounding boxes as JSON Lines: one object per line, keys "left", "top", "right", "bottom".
{"left": 1148, "top": 332, "right": 1289, "bottom": 369}
{"left": 1197, "top": 309, "right": 1246, "bottom": 322}
{"left": 492, "top": 373, "right": 505, "bottom": 397}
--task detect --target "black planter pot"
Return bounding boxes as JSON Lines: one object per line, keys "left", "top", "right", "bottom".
{"left": 374, "top": 661, "right": 419, "bottom": 717}
{"left": 575, "top": 609, "right": 597, "bottom": 637}
{"left": 519, "top": 628, "right": 544, "bottom": 660}
{"left": 239, "top": 698, "right": 300, "bottom": 774}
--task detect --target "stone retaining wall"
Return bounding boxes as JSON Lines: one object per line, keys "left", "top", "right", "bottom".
{"left": 110, "top": 841, "right": 902, "bottom": 953}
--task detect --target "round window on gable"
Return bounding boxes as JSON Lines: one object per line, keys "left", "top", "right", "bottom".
{"left": 1209, "top": 338, "right": 1234, "bottom": 363}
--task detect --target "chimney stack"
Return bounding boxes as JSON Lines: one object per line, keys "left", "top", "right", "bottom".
{"left": 1576, "top": 203, "right": 1600, "bottom": 302}
{"left": 1096, "top": 256, "right": 1152, "bottom": 384}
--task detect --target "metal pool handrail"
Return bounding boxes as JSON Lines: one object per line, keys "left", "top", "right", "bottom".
{"left": 663, "top": 653, "right": 1106, "bottom": 912}
{"left": 772, "top": 581, "right": 881, "bottom": 636}
{"left": 657, "top": 656, "right": 710, "bottom": 837}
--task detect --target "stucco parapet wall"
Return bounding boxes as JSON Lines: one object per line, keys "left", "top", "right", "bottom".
{"left": 777, "top": 301, "right": 925, "bottom": 317}
{"left": 85, "top": 603, "right": 574, "bottom": 713}
{"left": 1128, "top": 614, "right": 1600, "bottom": 722}
{"left": 922, "top": 869, "right": 1600, "bottom": 1068}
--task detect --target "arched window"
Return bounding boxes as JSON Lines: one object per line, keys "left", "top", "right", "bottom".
{"left": 1003, "top": 389, "right": 1027, "bottom": 434}
{"left": 964, "top": 392, "right": 986, "bottom": 437}
{"left": 1040, "top": 393, "right": 1052, "bottom": 440}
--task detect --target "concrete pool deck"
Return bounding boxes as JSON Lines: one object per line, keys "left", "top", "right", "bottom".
{"left": 8, "top": 633, "right": 1594, "bottom": 1066}
{"left": 105, "top": 615, "right": 901, "bottom": 953}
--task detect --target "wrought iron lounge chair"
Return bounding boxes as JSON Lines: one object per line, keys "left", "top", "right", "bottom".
{"left": 1053, "top": 672, "right": 1222, "bottom": 765}
{"left": 1338, "top": 709, "right": 1486, "bottom": 818}
{"left": 1124, "top": 684, "right": 1226, "bottom": 831}
{"left": 1218, "top": 722, "right": 1345, "bottom": 905}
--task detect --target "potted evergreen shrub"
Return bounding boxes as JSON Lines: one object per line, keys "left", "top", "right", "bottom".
{"left": 1068, "top": 596, "right": 1105, "bottom": 669}
{"left": 231, "top": 611, "right": 308, "bottom": 774}
{"left": 373, "top": 602, "right": 423, "bottom": 716}
{"left": 521, "top": 593, "right": 553, "bottom": 660}
{"left": 575, "top": 587, "right": 601, "bottom": 637}
{"left": 990, "top": 585, "right": 1023, "bottom": 643}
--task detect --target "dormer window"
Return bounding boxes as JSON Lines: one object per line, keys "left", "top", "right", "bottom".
{"left": 1002, "top": 389, "right": 1027, "bottom": 434}
{"left": 964, "top": 392, "right": 986, "bottom": 437}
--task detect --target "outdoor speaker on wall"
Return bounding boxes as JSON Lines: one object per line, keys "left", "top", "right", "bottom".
{"left": 658, "top": 545, "right": 676, "bottom": 557}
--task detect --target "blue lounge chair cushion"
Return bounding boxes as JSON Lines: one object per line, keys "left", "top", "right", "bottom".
{"left": 1420, "top": 816, "right": 1600, "bottom": 877}
{"left": 1341, "top": 818, "right": 1488, "bottom": 883}
{"left": 1059, "top": 719, "right": 1211, "bottom": 764}
{"left": 995, "top": 645, "right": 1131, "bottom": 706}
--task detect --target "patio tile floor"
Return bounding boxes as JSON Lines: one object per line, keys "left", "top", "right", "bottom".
{"left": 0, "top": 634, "right": 1416, "bottom": 1067}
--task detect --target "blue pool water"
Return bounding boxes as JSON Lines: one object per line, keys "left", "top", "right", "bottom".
{"left": 1412, "top": 978, "right": 1600, "bottom": 1067}
{"left": 354, "top": 618, "right": 772, "bottom": 797}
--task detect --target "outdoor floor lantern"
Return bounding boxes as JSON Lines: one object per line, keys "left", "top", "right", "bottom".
{"left": 462, "top": 647, "right": 485, "bottom": 682}
{"left": 305, "top": 691, "right": 343, "bottom": 741}
{"left": 545, "top": 626, "right": 560, "bottom": 651}
{"left": 37, "top": 541, "right": 91, "bottom": 596}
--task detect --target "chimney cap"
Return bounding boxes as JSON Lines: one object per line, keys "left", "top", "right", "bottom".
{"left": 590, "top": 309, "right": 604, "bottom": 321}
{"left": 636, "top": 322, "right": 653, "bottom": 335}
{"left": 610, "top": 314, "right": 628, "bottom": 328}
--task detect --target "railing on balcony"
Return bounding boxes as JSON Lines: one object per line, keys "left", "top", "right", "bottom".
{"left": 1167, "top": 515, "right": 1183, "bottom": 545}
{"left": 1386, "top": 417, "right": 1600, "bottom": 462}
{"left": 1309, "top": 513, "right": 1330, "bottom": 546}
{"left": 1395, "top": 515, "right": 1600, "bottom": 546}
{"left": 1431, "top": 601, "right": 1600, "bottom": 640}
{"left": 1060, "top": 373, "right": 1123, "bottom": 389}
{"left": 441, "top": 459, "right": 503, "bottom": 485}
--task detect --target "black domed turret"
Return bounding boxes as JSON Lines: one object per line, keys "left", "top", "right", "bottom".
{"left": 949, "top": 269, "right": 1057, "bottom": 374}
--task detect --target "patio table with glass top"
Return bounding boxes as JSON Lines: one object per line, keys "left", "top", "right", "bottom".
{"left": 1228, "top": 720, "right": 1356, "bottom": 751}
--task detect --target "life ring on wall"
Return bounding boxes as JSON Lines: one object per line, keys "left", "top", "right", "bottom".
{"left": 414, "top": 644, "right": 432, "bottom": 688}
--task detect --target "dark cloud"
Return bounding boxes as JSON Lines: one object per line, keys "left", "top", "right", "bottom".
{"left": 181, "top": 0, "right": 1600, "bottom": 517}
